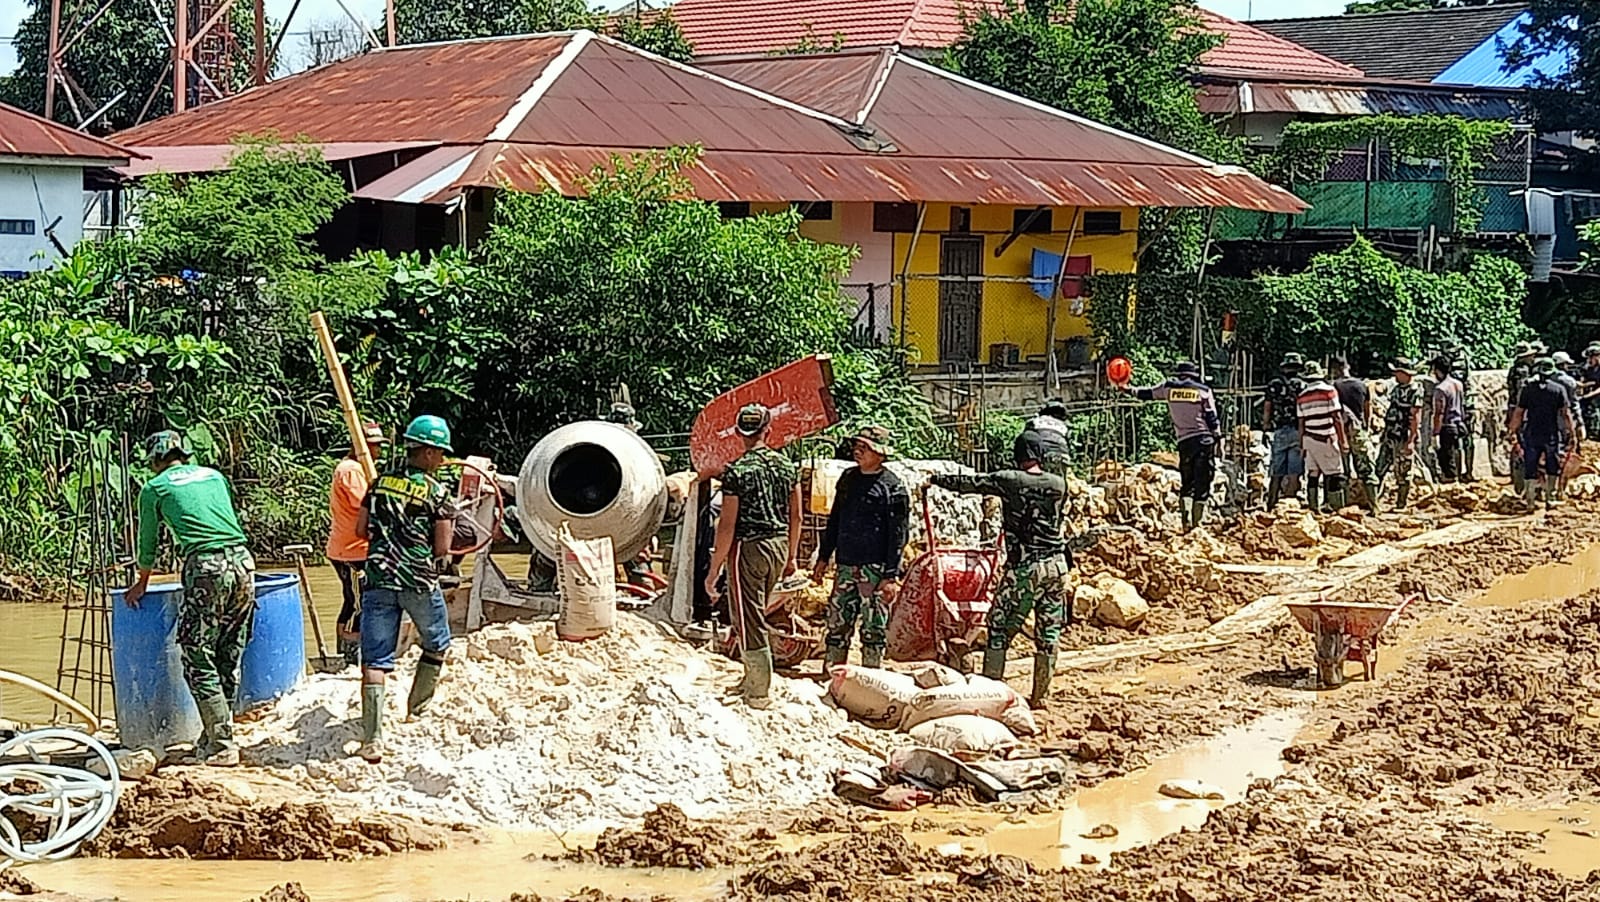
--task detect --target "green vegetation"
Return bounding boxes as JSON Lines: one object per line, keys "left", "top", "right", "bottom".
{"left": 1504, "top": 0, "right": 1600, "bottom": 142}
{"left": 395, "top": 0, "right": 696, "bottom": 61}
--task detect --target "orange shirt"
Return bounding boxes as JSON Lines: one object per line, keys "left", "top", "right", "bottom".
{"left": 326, "top": 457, "right": 370, "bottom": 562}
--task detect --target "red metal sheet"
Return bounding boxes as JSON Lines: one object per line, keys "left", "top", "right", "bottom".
{"left": 119, "top": 140, "right": 438, "bottom": 177}
{"left": 690, "top": 355, "right": 839, "bottom": 475}
{"left": 0, "top": 102, "right": 137, "bottom": 161}
{"left": 353, "top": 145, "right": 475, "bottom": 202}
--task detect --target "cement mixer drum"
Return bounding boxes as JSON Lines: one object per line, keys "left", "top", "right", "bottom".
{"left": 516, "top": 421, "right": 669, "bottom": 562}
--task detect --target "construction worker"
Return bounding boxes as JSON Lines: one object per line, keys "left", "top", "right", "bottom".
{"left": 1432, "top": 357, "right": 1469, "bottom": 483}
{"left": 1262, "top": 352, "right": 1306, "bottom": 509}
{"left": 1332, "top": 357, "right": 1379, "bottom": 512}
{"left": 127, "top": 430, "right": 254, "bottom": 767}
{"left": 1296, "top": 361, "right": 1349, "bottom": 512}
{"left": 1580, "top": 343, "right": 1600, "bottom": 438}
{"left": 814, "top": 425, "right": 910, "bottom": 670}
{"left": 705, "top": 404, "right": 802, "bottom": 710}
{"left": 1506, "top": 341, "right": 1539, "bottom": 493}
{"left": 1026, "top": 398, "right": 1071, "bottom": 481}
{"left": 1444, "top": 341, "right": 1477, "bottom": 479}
{"left": 327, "top": 422, "right": 388, "bottom": 666}
{"left": 354, "top": 415, "right": 456, "bottom": 763}
{"left": 1375, "top": 358, "right": 1423, "bottom": 510}
{"left": 1552, "top": 351, "right": 1585, "bottom": 443}
{"left": 929, "top": 432, "right": 1068, "bottom": 709}
{"left": 1507, "top": 357, "right": 1576, "bottom": 509}
{"left": 1118, "top": 361, "right": 1218, "bottom": 530}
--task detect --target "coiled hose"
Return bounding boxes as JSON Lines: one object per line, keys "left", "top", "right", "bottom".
{"left": 0, "top": 669, "right": 120, "bottom": 869}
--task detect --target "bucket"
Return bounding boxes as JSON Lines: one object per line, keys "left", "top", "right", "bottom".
{"left": 110, "top": 571, "right": 307, "bottom": 752}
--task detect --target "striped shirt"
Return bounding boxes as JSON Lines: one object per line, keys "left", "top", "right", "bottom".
{"left": 1296, "top": 381, "right": 1342, "bottom": 441}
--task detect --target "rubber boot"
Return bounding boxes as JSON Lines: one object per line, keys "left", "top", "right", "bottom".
{"left": 359, "top": 683, "right": 386, "bottom": 763}
{"left": 1545, "top": 476, "right": 1562, "bottom": 509}
{"left": 1029, "top": 653, "right": 1055, "bottom": 710}
{"left": 981, "top": 647, "right": 1007, "bottom": 681}
{"left": 743, "top": 647, "right": 774, "bottom": 710}
{"left": 1178, "top": 498, "right": 1192, "bottom": 531}
{"left": 1522, "top": 478, "right": 1539, "bottom": 508}
{"left": 1305, "top": 476, "right": 1321, "bottom": 514}
{"left": 196, "top": 694, "right": 239, "bottom": 767}
{"left": 1191, "top": 500, "right": 1208, "bottom": 530}
{"left": 860, "top": 647, "right": 883, "bottom": 669}
{"left": 823, "top": 646, "right": 848, "bottom": 670}
{"left": 1396, "top": 478, "right": 1410, "bottom": 510}
{"left": 1326, "top": 481, "right": 1347, "bottom": 511}
{"left": 407, "top": 658, "right": 443, "bottom": 717}
{"left": 1266, "top": 476, "right": 1282, "bottom": 510}
{"left": 1362, "top": 481, "right": 1380, "bottom": 514}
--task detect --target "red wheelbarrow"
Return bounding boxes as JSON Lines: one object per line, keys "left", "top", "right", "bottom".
{"left": 885, "top": 488, "right": 1004, "bottom": 670}
{"left": 1286, "top": 593, "right": 1419, "bottom": 688}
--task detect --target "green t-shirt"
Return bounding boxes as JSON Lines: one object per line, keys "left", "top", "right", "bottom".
{"left": 722, "top": 446, "right": 797, "bottom": 542}
{"left": 364, "top": 465, "right": 453, "bottom": 591}
{"left": 137, "top": 463, "right": 248, "bottom": 569}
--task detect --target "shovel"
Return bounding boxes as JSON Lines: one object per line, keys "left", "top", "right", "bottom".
{"left": 283, "top": 544, "right": 346, "bottom": 674}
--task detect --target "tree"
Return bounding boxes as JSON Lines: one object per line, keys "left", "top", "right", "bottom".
{"left": 393, "top": 0, "right": 596, "bottom": 44}
{"left": 1345, "top": 0, "right": 1508, "bottom": 13}
{"left": 0, "top": 0, "right": 258, "bottom": 132}
{"left": 1503, "top": 0, "right": 1600, "bottom": 141}
{"left": 607, "top": 10, "right": 695, "bottom": 62}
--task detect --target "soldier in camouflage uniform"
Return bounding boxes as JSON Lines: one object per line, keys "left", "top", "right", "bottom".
{"left": 355, "top": 414, "right": 457, "bottom": 763}
{"left": 1581, "top": 344, "right": 1600, "bottom": 438}
{"left": 707, "top": 404, "right": 802, "bottom": 709}
{"left": 127, "top": 430, "right": 255, "bottom": 767}
{"left": 1262, "top": 353, "right": 1306, "bottom": 509}
{"left": 1375, "top": 358, "right": 1424, "bottom": 510}
{"left": 814, "top": 426, "right": 909, "bottom": 670}
{"left": 1506, "top": 341, "right": 1540, "bottom": 493}
{"left": 929, "top": 432, "right": 1068, "bottom": 709}
{"left": 1445, "top": 341, "right": 1477, "bottom": 479}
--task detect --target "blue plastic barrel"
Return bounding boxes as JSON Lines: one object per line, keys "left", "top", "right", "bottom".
{"left": 238, "top": 572, "right": 306, "bottom": 708}
{"left": 110, "top": 572, "right": 307, "bottom": 751}
{"left": 110, "top": 582, "right": 202, "bottom": 753}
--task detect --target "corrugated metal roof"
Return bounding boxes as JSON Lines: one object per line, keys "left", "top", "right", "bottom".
{"left": 1197, "top": 77, "right": 1521, "bottom": 119}
{"left": 1255, "top": 5, "right": 1526, "bottom": 82}
{"left": 119, "top": 141, "right": 438, "bottom": 176}
{"left": 113, "top": 31, "right": 1304, "bottom": 213}
{"left": 0, "top": 101, "right": 137, "bottom": 162}
{"left": 1433, "top": 13, "right": 1571, "bottom": 88}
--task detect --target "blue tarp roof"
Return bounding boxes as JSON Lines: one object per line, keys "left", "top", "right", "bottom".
{"left": 1434, "top": 13, "right": 1574, "bottom": 89}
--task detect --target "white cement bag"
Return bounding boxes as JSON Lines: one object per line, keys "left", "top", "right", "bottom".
{"left": 557, "top": 522, "right": 616, "bottom": 640}
{"left": 828, "top": 665, "right": 919, "bottom": 730}
{"left": 908, "top": 715, "right": 1019, "bottom": 755}
{"left": 900, "top": 675, "right": 1027, "bottom": 732}
{"left": 899, "top": 661, "right": 965, "bottom": 689}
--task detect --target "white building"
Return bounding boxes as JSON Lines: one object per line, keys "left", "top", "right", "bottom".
{"left": 0, "top": 102, "right": 133, "bottom": 276}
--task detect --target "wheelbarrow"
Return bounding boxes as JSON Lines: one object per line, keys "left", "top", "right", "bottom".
{"left": 885, "top": 488, "right": 1004, "bottom": 670}
{"left": 1286, "top": 593, "right": 1419, "bottom": 688}
{"left": 716, "top": 574, "right": 825, "bottom": 669}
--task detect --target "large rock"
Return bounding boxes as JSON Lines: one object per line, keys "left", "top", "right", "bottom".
{"left": 1273, "top": 510, "right": 1323, "bottom": 548}
{"left": 1089, "top": 574, "right": 1149, "bottom": 629}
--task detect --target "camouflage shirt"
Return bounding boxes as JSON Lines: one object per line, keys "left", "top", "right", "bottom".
{"left": 1384, "top": 380, "right": 1424, "bottom": 442}
{"left": 931, "top": 470, "right": 1066, "bottom": 566}
{"left": 1264, "top": 376, "right": 1305, "bottom": 430}
{"left": 364, "top": 464, "right": 452, "bottom": 591}
{"left": 722, "top": 446, "right": 797, "bottom": 542}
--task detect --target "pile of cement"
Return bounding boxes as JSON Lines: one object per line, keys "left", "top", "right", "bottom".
{"left": 240, "top": 615, "right": 882, "bottom": 833}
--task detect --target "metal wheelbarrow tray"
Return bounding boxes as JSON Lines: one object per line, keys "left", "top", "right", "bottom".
{"left": 1286, "top": 594, "right": 1418, "bottom": 688}
{"left": 885, "top": 490, "right": 1003, "bottom": 669}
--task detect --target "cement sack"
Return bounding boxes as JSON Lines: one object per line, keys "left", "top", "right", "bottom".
{"left": 557, "top": 522, "right": 616, "bottom": 640}
{"left": 900, "top": 675, "right": 1031, "bottom": 733}
{"left": 898, "top": 660, "right": 965, "bottom": 689}
{"left": 907, "top": 715, "right": 1019, "bottom": 755}
{"left": 828, "top": 665, "right": 919, "bottom": 730}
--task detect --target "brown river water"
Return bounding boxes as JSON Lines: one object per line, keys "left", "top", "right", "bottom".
{"left": 5, "top": 546, "right": 1600, "bottom": 899}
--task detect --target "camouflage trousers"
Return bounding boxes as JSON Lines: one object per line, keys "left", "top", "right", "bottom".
{"left": 987, "top": 555, "right": 1071, "bottom": 653}
{"left": 179, "top": 545, "right": 257, "bottom": 704}
{"left": 824, "top": 563, "right": 891, "bottom": 654}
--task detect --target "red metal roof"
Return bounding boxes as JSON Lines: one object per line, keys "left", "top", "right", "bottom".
{"left": 674, "top": 0, "right": 1365, "bottom": 78}
{"left": 114, "top": 31, "right": 1304, "bottom": 213}
{"left": 118, "top": 141, "right": 438, "bottom": 177}
{"left": 0, "top": 101, "right": 137, "bottom": 162}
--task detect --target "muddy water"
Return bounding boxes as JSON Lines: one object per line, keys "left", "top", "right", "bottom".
{"left": 1489, "top": 802, "right": 1600, "bottom": 879}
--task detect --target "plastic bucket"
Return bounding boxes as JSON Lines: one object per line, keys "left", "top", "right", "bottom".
{"left": 239, "top": 572, "right": 306, "bottom": 708}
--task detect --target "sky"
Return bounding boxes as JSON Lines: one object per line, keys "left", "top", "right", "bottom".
{"left": 0, "top": 0, "right": 1351, "bottom": 81}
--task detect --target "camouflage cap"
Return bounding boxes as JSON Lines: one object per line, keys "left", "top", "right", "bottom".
{"left": 852, "top": 425, "right": 894, "bottom": 457}
{"left": 1301, "top": 360, "right": 1325, "bottom": 380}
{"left": 144, "top": 430, "right": 190, "bottom": 463}
{"left": 735, "top": 403, "right": 772, "bottom": 437}
{"left": 1586, "top": 344, "right": 1600, "bottom": 358}
{"left": 605, "top": 402, "right": 641, "bottom": 429}
{"left": 1513, "top": 341, "right": 1535, "bottom": 359}
{"left": 1535, "top": 356, "right": 1558, "bottom": 374}
{"left": 1389, "top": 357, "right": 1418, "bottom": 375}
{"left": 1531, "top": 340, "right": 1550, "bottom": 356}
{"left": 1279, "top": 352, "right": 1305, "bottom": 370}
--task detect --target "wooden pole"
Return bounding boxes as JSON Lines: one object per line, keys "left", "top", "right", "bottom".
{"left": 44, "top": 0, "right": 62, "bottom": 119}
{"left": 1045, "top": 207, "right": 1082, "bottom": 391}
{"left": 386, "top": 0, "right": 396, "bottom": 46}
{"left": 174, "top": 0, "right": 188, "bottom": 113}
{"left": 253, "top": 0, "right": 266, "bottom": 84}
{"left": 310, "top": 312, "right": 377, "bottom": 482}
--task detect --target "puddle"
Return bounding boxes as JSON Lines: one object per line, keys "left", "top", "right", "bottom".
{"left": 1488, "top": 801, "right": 1600, "bottom": 879}
{"left": 1469, "top": 541, "right": 1600, "bottom": 609}
{"left": 29, "top": 831, "right": 729, "bottom": 902}
{"left": 887, "top": 708, "right": 1307, "bottom": 869}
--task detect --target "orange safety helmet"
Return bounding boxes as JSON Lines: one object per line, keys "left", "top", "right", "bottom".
{"left": 1106, "top": 356, "right": 1132, "bottom": 385}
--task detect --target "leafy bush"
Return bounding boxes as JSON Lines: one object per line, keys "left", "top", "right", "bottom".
{"left": 830, "top": 346, "right": 956, "bottom": 461}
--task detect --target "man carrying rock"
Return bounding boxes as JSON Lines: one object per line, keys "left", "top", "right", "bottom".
{"left": 1118, "top": 361, "right": 1218, "bottom": 531}
{"left": 1332, "top": 357, "right": 1379, "bottom": 512}
{"left": 706, "top": 404, "right": 802, "bottom": 709}
{"left": 1508, "top": 357, "right": 1577, "bottom": 509}
{"left": 1432, "top": 357, "right": 1470, "bottom": 483}
{"left": 814, "top": 426, "right": 910, "bottom": 670}
{"left": 354, "top": 415, "right": 457, "bottom": 763}
{"left": 1375, "top": 358, "right": 1423, "bottom": 510}
{"left": 1296, "top": 362, "right": 1349, "bottom": 512}
{"left": 929, "top": 433, "right": 1068, "bottom": 708}
{"left": 127, "top": 430, "right": 254, "bottom": 767}
{"left": 1262, "top": 352, "right": 1306, "bottom": 509}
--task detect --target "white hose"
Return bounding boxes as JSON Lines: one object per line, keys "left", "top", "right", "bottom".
{"left": 0, "top": 728, "right": 120, "bottom": 869}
